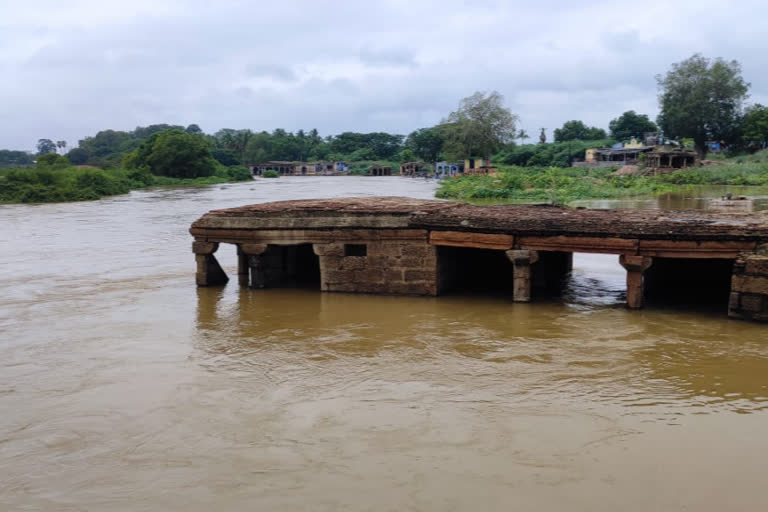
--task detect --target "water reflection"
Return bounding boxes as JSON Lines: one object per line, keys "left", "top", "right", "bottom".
{"left": 571, "top": 185, "right": 768, "bottom": 210}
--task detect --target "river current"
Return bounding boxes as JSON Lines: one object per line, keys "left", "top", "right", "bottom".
{"left": 1, "top": 177, "right": 767, "bottom": 511}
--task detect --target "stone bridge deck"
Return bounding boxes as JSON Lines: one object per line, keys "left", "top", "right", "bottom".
{"left": 190, "top": 197, "right": 768, "bottom": 322}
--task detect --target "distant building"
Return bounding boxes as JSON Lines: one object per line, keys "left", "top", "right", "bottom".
{"left": 250, "top": 160, "right": 349, "bottom": 176}
{"left": 400, "top": 162, "right": 425, "bottom": 176}
{"left": 578, "top": 139, "right": 697, "bottom": 170}
{"left": 463, "top": 158, "right": 498, "bottom": 175}
{"left": 435, "top": 162, "right": 463, "bottom": 177}
{"left": 370, "top": 165, "right": 392, "bottom": 176}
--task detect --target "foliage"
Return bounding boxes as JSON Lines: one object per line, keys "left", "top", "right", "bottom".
{"left": 329, "top": 132, "right": 404, "bottom": 160}
{"left": 741, "top": 104, "right": 768, "bottom": 147}
{"left": 436, "top": 160, "right": 768, "bottom": 202}
{"left": 0, "top": 149, "right": 34, "bottom": 167}
{"left": 124, "top": 130, "right": 216, "bottom": 178}
{"left": 399, "top": 148, "right": 416, "bottom": 163}
{"left": 66, "top": 147, "right": 89, "bottom": 165}
{"left": 221, "top": 165, "right": 253, "bottom": 181}
{"left": 441, "top": 91, "right": 518, "bottom": 160}
{"left": 609, "top": 111, "right": 658, "bottom": 141}
{"left": 0, "top": 160, "right": 253, "bottom": 204}
{"left": 36, "top": 153, "right": 70, "bottom": 169}
{"left": 405, "top": 127, "right": 444, "bottom": 162}
{"left": 553, "top": 120, "right": 607, "bottom": 142}
{"left": 496, "top": 139, "right": 615, "bottom": 167}
{"left": 262, "top": 170, "right": 279, "bottom": 178}
{"left": 36, "top": 138, "right": 57, "bottom": 155}
{"left": 657, "top": 54, "right": 750, "bottom": 156}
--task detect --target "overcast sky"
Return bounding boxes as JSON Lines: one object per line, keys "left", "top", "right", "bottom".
{"left": 2, "top": 0, "right": 767, "bottom": 151}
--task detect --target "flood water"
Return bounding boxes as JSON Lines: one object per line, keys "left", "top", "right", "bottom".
{"left": 1, "top": 177, "right": 767, "bottom": 511}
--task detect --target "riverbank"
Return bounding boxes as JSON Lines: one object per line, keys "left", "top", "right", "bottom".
{"left": 436, "top": 163, "right": 768, "bottom": 202}
{"left": 0, "top": 165, "right": 253, "bottom": 204}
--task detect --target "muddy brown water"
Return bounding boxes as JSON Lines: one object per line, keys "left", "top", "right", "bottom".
{"left": 1, "top": 177, "right": 767, "bottom": 511}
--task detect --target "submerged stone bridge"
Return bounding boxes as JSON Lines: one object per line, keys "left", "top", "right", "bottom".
{"left": 190, "top": 197, "right": 768, "bottom": 322}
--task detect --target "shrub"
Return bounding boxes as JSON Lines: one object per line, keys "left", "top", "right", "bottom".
{"left": 262, "top": 170, "right": 279, "bottom": 178}
{"left": 225, "top": 165, "right": 253, "bottom": 181}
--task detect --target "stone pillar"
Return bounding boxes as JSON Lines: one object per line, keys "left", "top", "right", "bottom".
{"left": 729, "top": 252, "right": 768, "bottom": 322}
{"left": 506, "top": 250, "right": 539, "bottom": 302}
{"left": 240, "top": 244, "right": 268, "bottom": 288}
{"left": 236, "top": 246, "right": 249, "bottom": 286}
{"left": 619, "top": 255, "right": 653, "bottom": 309}
{"left": 192, "top": 241, "right": 228, "bottom": 286}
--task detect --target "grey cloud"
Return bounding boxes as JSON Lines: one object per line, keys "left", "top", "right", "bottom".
{"left": 1, "top": 0, "right": 767, "bottom": 151}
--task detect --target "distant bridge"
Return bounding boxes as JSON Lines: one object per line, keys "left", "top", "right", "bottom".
{"left": 191, "top": 198, "right": 768, "bottom": 322}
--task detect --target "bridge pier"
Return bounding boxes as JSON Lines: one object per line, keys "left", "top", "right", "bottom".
{"left": 619, "top": 255, "right": 653, "bottom": 309}
{"left": 507, "top": 250, "right": 539, "bottom": 302}
{"left": 729, "top": 252, "right": 768, "bottom": 321}
{"left": 192, "top": 241, "right": 229, "bottom": 286}
{"left": 238, "top": 244, "right": 268, "bottom": 288}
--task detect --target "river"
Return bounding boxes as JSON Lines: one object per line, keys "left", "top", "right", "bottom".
{"left": 1, "top": 177, "right": 767, "bottom": 511}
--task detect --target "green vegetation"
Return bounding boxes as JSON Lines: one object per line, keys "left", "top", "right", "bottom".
{"left": 261, "top": 170, "right": 279, "bottom": 178}
{"left": 553, "top": 120, "right": 606, "bottom": 142}
{"left": 609, "top": 111, "right": 658, "bottom": 141}
{"left": 123, "top": 129, "right": 216, "bottom": 178}
{"left": 496, "top": 139, "right": 616, "bottom": 167}
{"left": 440, "top": 91, "right": 518, "bottom": 161}
{"left": 658, "top": 54, "right": 749, "bottom": 156}
{"left": 0, "top": 156, "right": 253, "bottom": 204}
{"left": 436, "top": 159, "right": 768, "bottom": 203}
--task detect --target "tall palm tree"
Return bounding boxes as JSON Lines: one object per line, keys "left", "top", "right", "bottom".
{"left": 56, "top": 140, "right": 67, "bottom": 154}
{"left": 517, "top": 129, "right": 529, "bottom": 145}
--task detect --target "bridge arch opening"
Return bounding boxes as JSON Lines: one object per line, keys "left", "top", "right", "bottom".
{"left": 250, "top": 244, "right": 321, "bottom": 289}
{"left": 644, "top": 257, "right": 734, "bottom": 308}
{"left": 437, "top": 247, "right": 515, "bottom": 295}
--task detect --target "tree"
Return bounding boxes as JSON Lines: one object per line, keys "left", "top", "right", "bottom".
{"left": 657, "top": 54, "right": 750, "bottom": 156}
{"left": 56, "top": 140, "right": 67, "bottom": 154}
{"left": 553, "top": 120, "right": 607, "bottom": 142}
{"left": 405, "top": 127, "right": 444, "bottom": 162}
{"left": 36, "top": 153, "right": 70, "bottom": 168}
{"left": 741, "top": 104, "right": 768, "bottom": 148}
{"left": 36, "top": 138, "right": 57, "bottom": 155}
{"left": 124, "top": 130, "right": 216, "bottom": 178}
{"left": 609, "top": 111, "right": 658, "bottom": 141}
{"left": 66, "top": 147, "right": 89, "bottom": 165}
{"left": 399, "top": 148, "right": 416, "bottom": 162}
{"left": 0, "top": 150, "right": 34, "bottom": 167}
{"left": 517, "top": 129, "right": 529, "bottom": 145}
{"left": 539, "top": 128, "right": 546, "bottom": 144}
{"left": 185, "top": 124, "right": 203, "bottom": 134}
{"left": 441, "top": 91, "right": 518, "bottom": 160}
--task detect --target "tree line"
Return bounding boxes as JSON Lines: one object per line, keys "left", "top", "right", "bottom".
{"left": 6, "top": 53, "right": 767, "bottom": 173}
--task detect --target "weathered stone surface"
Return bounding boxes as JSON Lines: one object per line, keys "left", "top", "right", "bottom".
{"left": 745, "top": 256, "right": 768, "bottom": 275}
{"left": 729, "top": 253, "right": 768, "bottom": 322}
{"left": 429, "top": 231, "right": 514, "bottom": 250}
{"left": 193, "top": 197, "right": 768, "bottom": 243}
{"left": 740, "top": 294, "right": 765, "bottom": 312}
{"left": 196, "top": 253, "right": 228, "bottom": 286}
{"left": 732, "top": 275, "right": 768, "bottom": 295}
{"left": 191, "top": 197, "right": 768, "bottom": 321}
{"left": 619, "top": 255, "right": 654, "bottom": 309}
{"left": 192, "top": 241, "right": 218, "bottom": 255}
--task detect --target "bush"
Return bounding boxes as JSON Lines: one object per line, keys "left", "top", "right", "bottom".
{"left": 262, "top": 170, "right": 279, "bottom": 178}
{"left": 225, "top": 165, "right": 253, "bottom": 181}
{"left": 124, "top": 129, "right": 216, "bottom": 178}
{"left": 36, "top": 153, "right": 70, "bottom": 169}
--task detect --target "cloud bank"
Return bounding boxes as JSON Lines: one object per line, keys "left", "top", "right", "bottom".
{"left": 1, "top": 0, "right": 766, "bottom": 150}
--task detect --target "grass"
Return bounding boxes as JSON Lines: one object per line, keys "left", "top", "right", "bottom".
{"left": 436, "top": 162, "right": 768, "bottom": 203}
{"left": 0, "top": 164, "right": 253, "bottom": 204}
